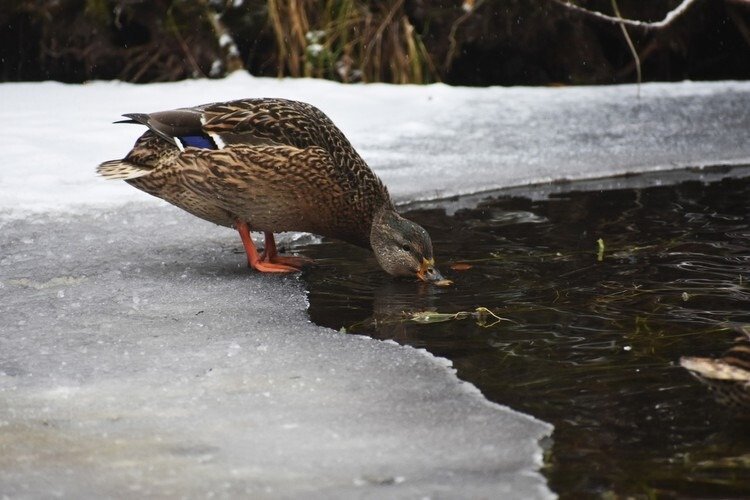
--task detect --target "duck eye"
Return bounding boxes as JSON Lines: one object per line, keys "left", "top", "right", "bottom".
{"left": 401, "top": 244, "right": 412, "bottom": 252}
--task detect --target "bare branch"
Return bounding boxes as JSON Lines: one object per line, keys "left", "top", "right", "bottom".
{"left": 551, "top": 0, "right": 701, "bottom": 30}
{"left": 611, "top": 0, "right": 641, "bottom": 96}
{"left": 444, "top": 0, "right": 486, "bottom": 72}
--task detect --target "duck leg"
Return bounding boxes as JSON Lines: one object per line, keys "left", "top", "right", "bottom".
{"left": 235, "top": 220, "right": 298, "bottom": 273}
{"left": 261, "top": 231, "right": 313, "bottom": 269}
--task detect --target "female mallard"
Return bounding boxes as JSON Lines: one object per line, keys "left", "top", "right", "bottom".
{"left": 98, "top": 98, "right": 445, "bottom": 283}
{"left": 680, "top": 327, "right": 750, "bottom": 413}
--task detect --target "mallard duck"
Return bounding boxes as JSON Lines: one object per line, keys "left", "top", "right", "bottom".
{"left": 680, "top": 326, "right": 750, "bottom": 413}
{"left": 98, "top": 98, "right": 445, "bottom": 283}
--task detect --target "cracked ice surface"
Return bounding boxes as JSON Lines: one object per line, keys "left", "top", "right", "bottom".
{"left": 0, "top": 208, "right": 550, "bottom": 498}
{"left": 2, "top": 74, "right": 750, "bottom": 498}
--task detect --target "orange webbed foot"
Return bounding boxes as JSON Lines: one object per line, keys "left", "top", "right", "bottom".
{"left": 260, "top": 231, "right": 313, "bottom": 270}
{"left": 235, "top": 221, "right": 300, "bottom": 274}
{"left": 252, "top": 259, "right": 300, "bottom": 273}
{"left": 262, "top": 254, "right": 313, "bottom": 269}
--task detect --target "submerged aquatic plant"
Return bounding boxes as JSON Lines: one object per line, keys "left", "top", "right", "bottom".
{"left": 408, "top": 307, "right": 510, "bottom": 328}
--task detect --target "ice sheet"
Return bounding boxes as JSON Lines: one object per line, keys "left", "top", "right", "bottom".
{"left": 2, "top": 74, "right": 750, "bottom": 213}
{"left": 0, "top": 207, "right": 551, "bottom": 498}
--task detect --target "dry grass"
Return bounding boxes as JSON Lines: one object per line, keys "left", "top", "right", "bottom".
{"left": 267, "top": 0, "right": 438, "bottom": 83}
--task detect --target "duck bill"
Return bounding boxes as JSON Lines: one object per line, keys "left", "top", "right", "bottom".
{"left": 416, "top": 258, "right": 445, "bottom": 282}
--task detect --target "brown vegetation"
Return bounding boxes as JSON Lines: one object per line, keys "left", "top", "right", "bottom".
{"left": 1, "top": 0, "right": 749, "bottom": 85}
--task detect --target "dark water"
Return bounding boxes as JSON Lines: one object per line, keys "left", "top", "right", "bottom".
{"left": 299, "top": 173, "right": 750, "bottom": 498}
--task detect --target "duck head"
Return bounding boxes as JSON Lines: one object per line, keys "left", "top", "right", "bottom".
{"left": 370, "top": 208, "right": 447, "bottom": 284}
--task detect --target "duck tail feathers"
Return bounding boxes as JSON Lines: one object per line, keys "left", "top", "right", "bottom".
{"left": 97, "top": 159, "right": 153, "bottom": 180}
{"left": 115, "top": 113, "right": 150, "bottom": 125}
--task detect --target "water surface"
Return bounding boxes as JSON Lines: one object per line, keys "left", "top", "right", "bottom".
{"left": 300, "top": 172, "right": 750, "bottom": 498}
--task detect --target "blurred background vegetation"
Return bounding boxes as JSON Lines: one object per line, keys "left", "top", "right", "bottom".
{"left": 1, "top": 0, "right": 748, "bottom": 86}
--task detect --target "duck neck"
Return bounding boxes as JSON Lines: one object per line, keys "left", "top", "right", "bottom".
{"left": 368, "top": 204, "right": 398, "bottom": 250}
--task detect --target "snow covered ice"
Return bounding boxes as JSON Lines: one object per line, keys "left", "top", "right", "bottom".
{"left": 3, "top": 74, "right": 750, "bottom": 214}
{"left": 2, "top": 73, "right": 750, "bottom": 498}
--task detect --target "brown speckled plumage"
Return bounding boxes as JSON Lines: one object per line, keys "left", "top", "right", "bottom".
{"left": 98, "top": 98, "right": 446, "bottom": 281}
{"left": 680, "top": 327, "right": 750, "bottom": 414}
{"left": 99, "top": 98, "right": 391, "bottom": 248}
{"left": 118, "top": 131, "right": 237, "bottom": 228}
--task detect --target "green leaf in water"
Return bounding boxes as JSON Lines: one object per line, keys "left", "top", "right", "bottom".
{"left": 597, "top": 238, "right": 605, "bottom": 262}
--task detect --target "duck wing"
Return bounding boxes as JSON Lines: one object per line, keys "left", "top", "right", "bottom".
{"left": 118, "top": 98, "right": 354, "bottom": 158}
{"left": 116, "top": 109, "right": 209, "bottom": 149}
{"left": 198, "top": 99, "right": 348, "bottom": 152}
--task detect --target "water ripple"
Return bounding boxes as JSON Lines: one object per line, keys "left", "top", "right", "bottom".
{"left": 302, "top": 173, "right": 750, "bottom": 498}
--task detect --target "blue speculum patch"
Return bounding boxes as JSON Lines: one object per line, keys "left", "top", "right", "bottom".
{"left": 179, "top": 135, "right": 216, "bottom": 149}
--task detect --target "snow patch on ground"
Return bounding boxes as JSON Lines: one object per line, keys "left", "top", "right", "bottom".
{"left": 3, "top": 74, "right": 750, "bottom": 215}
